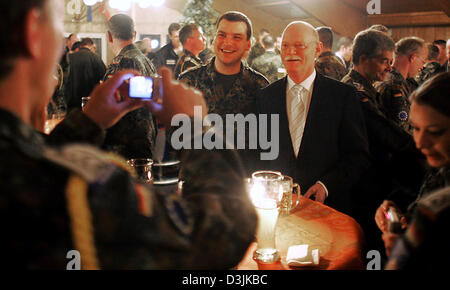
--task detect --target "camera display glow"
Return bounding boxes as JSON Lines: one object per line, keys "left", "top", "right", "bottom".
{"left": 129, "top": 76, "right": 153, "bottom": 99}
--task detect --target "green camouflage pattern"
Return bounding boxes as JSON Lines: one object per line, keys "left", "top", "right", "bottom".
{"left": 103, "top": 44, "right": 158, "bottom": 159}
{"left": 174, "top": 49, "right": 203, "bottom": 79}
{"left": 375, "top": 68, "right": 415, "bottom": 133}
{"left": 251, "top": 51, "right": 285, "bottom": 83}
{"left": 0, "top": 108, "right": 257, "bottom": 269}
{"left": 315, "top": 51, "right": 348, "bottom": 81}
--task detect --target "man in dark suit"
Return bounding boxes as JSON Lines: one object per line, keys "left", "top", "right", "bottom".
{"left": 256, "top": 21, "right": 370, "bottom": 214}
{"left": 65, "top": 38, "right": 106, "bottom": 111}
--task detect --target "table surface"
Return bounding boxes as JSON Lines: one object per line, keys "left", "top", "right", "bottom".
{"left": 236, "top": 196, "right": 366, "bottom": 270}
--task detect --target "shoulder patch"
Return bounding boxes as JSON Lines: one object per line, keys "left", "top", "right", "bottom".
{"left": 134, "top": 183, "right": 154, "bottom": 217}
{"left": 162, "top": 193, "right": 193, "bottom": 236}
{"left": 43, "top": 144, "right": 117, "bottom": 183}
{"left": 397, "top": 111, "right": 408, "bottom": 121}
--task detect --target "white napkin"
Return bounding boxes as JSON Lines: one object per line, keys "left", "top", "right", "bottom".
{"left": 286, "top": 245, "right": 320, "bottom": 267}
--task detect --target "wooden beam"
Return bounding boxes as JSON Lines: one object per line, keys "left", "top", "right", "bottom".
{"left": 253, "top": 1, "right": 291, "bottom": 8}
{"left": 290, "top": 0, "right": 367, "bottom": 37}
{"left": 368, "top": 11, "right": 450, "bottom": 27}
{"left": 431, "top": 0, "right": 450, "bottom": 17}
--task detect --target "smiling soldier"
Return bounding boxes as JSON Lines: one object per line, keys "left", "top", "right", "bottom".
{"left": 179, "top": 11, "right": 269, "bottom": 175}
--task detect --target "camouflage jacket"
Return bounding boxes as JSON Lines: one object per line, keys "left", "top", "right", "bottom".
{"left": 342, "top": 69, "right": 415, "bottom": 164}
{"left": 315, "top": 51, "right": 348, "bottom": 81}
{"left": 246, "top": 42, "right": 265, "bottom": 67}
{"left": 103, "top": 44, "right": 157, "bottom": 159}
{"left": 174, "top": 49, "right": 203, "bottom": 80}
{"left": 179, "top": 57, "right": 269, "bottom": 117}
{"left": 179, "top": 58, "right": 268, "bottom": 176}
{"left": 0, "top": 108, "right": 256, "bottom": 269}
{"left": 251, "top": 51, "right": 285, "bottom": 83}
{"left": 375, "top": 68, "right": 414, "bottom": 133}
{"left": 415, "top": 61, "right": 445, "bottom": 85}
{"left": 406, "top": 167, "right": 450, "bottom": 219}
{"left": 386, "top": 186, "right": 450, "bottom": 270}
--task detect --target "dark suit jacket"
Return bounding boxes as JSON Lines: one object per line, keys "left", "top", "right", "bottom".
{"left": 255, "top": 74, "right": 370, "bottom": 213}
{"left": 66, "top": 48, "right": 106, "bottom": 111}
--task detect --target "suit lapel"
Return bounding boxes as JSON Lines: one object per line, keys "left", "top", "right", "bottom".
{"left": 296, "top": 74, "right": 326, "bottom": 160}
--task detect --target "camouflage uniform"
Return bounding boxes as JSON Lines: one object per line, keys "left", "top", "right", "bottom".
{"left": 103, "top": 44, "right": 157, "bottom": 159}
{"left": 415, "top": 62, "right": 445, "bottom": 85}
{"left": 375, "top": 68, "right": 415, "bottom": 133}
{"left": 251, "top": 50, "right": 285, "bottom": 83}
{"left": 179, "top": 57, "right": 269, "bottom": 116}
{"left": 246, "top": 42, "right": 265, "bottom": 67}
{"left": 406, "top": 167, "right": 450, "bottom": 219}
{"left": 174, "top": 49, "right": 203, "bottom": 79}
{"left": 0, "top": 108, "right": 257, "bottom": 269}
{"left": 342, "top": 69, "right": 417, "bottom": 166}
{"left": 315, "top": 51, "right": 348, "bottom": 81}
{"left": 179, "top": 58, "right": 269, "bottom": 175}
{"left": 386, "top": 186, "right": 450, "bottom": 270}
{"left": 342, "top": 69, "right": 423, "bottom": 252}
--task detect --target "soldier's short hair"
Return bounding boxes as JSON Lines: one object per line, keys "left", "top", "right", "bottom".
{"left": 81, "top": 37, "right": 94, "bottom": 47}
{"left": 216, "top": 11, "right": 253, "bottom": 40}
{"left": 337, "top": 37, "right": 352, "bottom": 49}
{"left": 316, "top": 26, "right": 333, "bottom": 49}
{"left": 0, "top": 0, "right": 46, "bottom": 80}
{"left": 168, "top": 23, "right": 181, "bottom": 36}
{"left": 426, "top": 44, "right": 439, "bottom": 61}
{"left": 352, "top": 29, "right": 395, "bottom": 66}
{"left": 410, "top": 72, "right": 450, "bottom": 117}
{"left": 71, "top": 41, "right": 82, "bottom": 51}
{"left": 369, "top": 24, "right": 389, "bottom": 34}
{"left": 432, "top": 39, "right": 446, "bottom": 48}
{"left": 108, "top": 14, "right": 135, "bottom": 41}
{"left": 425, "top": 44, "right": 439, "bottom": 61}
{"left": 179, "top": 24, "right": 199, "bottom": 45}
{"left": 261, "top": 35, "right": 275, "bottom": 49}
{"left": 395, "top": 37, "right": 425, "bottom": 57}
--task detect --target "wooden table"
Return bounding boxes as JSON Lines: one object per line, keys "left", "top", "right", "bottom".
{"left": 237, "top": 196, "right": 366, "bottom": 270}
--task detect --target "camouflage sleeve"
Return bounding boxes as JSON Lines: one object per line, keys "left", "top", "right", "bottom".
{"left": 386, "top": 187, "right": 450, "bottom": 269}
{"left": 377, "top": 84, "right": 410, "bottom": 130}
{"left": 46, "top": 109, "right": 105, "bottom": 147}
{"left": 87, "top": 127, "right": 256, "bottom": 269}
{"left": 178, "top": 70, "right": 197, "bottom": 85}
{"left": 357, "top": 91, "right": 414, "bottom": 153}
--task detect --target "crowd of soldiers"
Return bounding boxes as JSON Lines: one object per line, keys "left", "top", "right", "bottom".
{"left": 1, "top": 0, "right": 449, "bottom": 270}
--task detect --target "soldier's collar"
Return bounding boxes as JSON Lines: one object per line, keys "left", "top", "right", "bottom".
{"left": 118, "top": 43, "right": 137, "bottom": 55}
{"left": 0, "top": 108, "right": 45, "bottom": 157}
{"left": 208, "top": 57, "right": 250, "bottom": 79}
{"left": 183, "top": 49, "right": 201, "bottom": 61}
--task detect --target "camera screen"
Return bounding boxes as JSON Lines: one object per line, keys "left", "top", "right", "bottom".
{"left": 129, "top": 76, "right": 153, "bottom": 99}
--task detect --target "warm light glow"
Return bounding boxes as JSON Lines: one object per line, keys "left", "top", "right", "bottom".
{"left": 109, "top": 0, "right": 132, "bottom": 11}
{"left": 151, "top": 39, "right": 160, "bottom": 49}
{"left": 108, "top": 0, "right": 166, "bottom": 11}
{"left": 83, "top": 0, "right": 97, "bottom": 6}
{"left": 151, "top": 0, "right": 165, "bottom": 7}
{"left": 137, "top": 0, "right": 152, "bottom": 8}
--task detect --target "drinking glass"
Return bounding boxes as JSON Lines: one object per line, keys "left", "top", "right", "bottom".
{"left": 279, "top": 175, "right": 301, "bottom": 216}
{"left": 127, "top": 158, "right": 154, "bottom": 184}
{"left": 247, "top": 172, "right": 284, "bottom": 263}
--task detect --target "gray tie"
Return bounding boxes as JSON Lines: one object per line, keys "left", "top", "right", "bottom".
{"left": 289, "top": 84, "right": 306, "bottom": 157}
